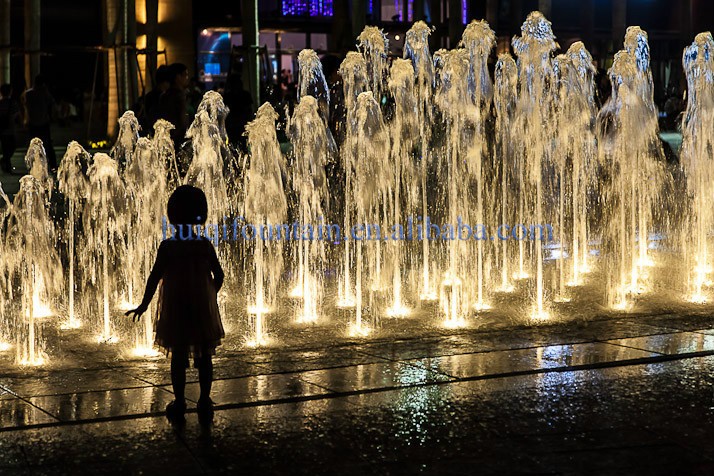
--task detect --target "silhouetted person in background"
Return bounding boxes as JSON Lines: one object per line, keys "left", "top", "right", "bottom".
{"left": 125, "top": 185, "right": 225, "bottom": 425}
{"left": 23, "top": 75, "right": 57, "bottom": 170}
{"left": 137, "top": 64, "right": 170, "bottom": 133}
{"left": 159, "top": 63, "right": 190, "bottom": 148}
{"left": 0, "top": 84, "right": 19, "bottom": 174}
{"left": 223, "top": 74, "right": 253, "bottom": 151}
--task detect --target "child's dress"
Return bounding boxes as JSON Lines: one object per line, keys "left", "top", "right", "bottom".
{"left": 142, "top": 236, "right": 225, "bottom": 358}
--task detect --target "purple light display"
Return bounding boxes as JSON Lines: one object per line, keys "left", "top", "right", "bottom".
{"left": 282, "top": 0, "right": 333, "bottom": 16}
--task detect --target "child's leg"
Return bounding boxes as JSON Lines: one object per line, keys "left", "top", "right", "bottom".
{"left": 197, "top": 353, "right": 213, "bottom": 402}
{"left": 170, "top": 350, "right": 188, "bottom": 403}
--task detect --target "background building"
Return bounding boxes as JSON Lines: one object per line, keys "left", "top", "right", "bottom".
{"left": 0, "top": 0, "right": 711, "bottom": 142}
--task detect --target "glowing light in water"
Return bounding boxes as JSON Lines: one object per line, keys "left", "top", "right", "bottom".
{"left": 290, "top": 58, "right": 330, "bottom": 323}
{"left": 58, "top": 141, "right": 89, "bottom": 330}
{"left": 131, "top": 345, "right": 160, "bottom": 357}
{"left": 244, "top": 103, "right": 288, "bottom": 344}
{"left": 6, "top": 173, "right": 62, "bottom": 365}
{"left": 84, "top": 153, "right": 125, "bottom": 344}
{"left": 386, "top": 304, "right": 411, "bottom": 318}
{"left": 530, "top": 307, "right": 551, "bottom": 321}
{"left": 348, "top": 322, "right": 372, "bottom": 337}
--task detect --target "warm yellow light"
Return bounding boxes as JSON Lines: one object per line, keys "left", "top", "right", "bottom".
{"left": 247, "top": 304, "right": 271, "bottom": 315}
{"left": 157, "top": 36, "right": 168, "bottom": 65}
{"left": 419, "top": 291, "right": 438, "bottom": 301}
{"left": 132, "top": 345, "right": 160, "bottom": 357}
{"left": 158, "top": 0, "right": 170, "bottom": 23}
{"left": 136, "top": 0, "right": 147, "bottom": 24}
{"left": 386, "top": 304, "right": 410, "bottom": 318}
{"left": 336, "top": 296, "right": 356, "bottom": 308}
{"left": 19, "top": 355, "right": 45, "bottom": 366}
{"left": 530, "top": 308, "right": 551, "bottom": 321}
{"left": 96, "top": 334, "right": 119, "bottom": 344}
{"left": 348, "top": 322, "right": 371, "bottom": 337}
{"left": 443, "top": 317, "right": 467, "bottom": 329}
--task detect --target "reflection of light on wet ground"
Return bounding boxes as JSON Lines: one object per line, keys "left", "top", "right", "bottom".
{"left": 443, "top": 317, "right": 467, "bottom": 329}
{"left": 131, "top": 345, "right": 160, "bottom": 357}
{"left": 393, "top": 364, "right": 450, "bottom": 444}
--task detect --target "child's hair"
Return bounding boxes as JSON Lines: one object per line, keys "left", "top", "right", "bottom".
{"left": 167, "top": 185, "right": 208, "bottom": 225}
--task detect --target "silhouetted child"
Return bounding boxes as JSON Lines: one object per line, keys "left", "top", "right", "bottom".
{"left": 126, "top": 185, "right": 225, "bottom": 423}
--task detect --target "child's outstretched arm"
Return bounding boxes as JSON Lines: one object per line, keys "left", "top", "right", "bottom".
{"left": 209, "top": 243, "right": 225, "bottom": 292}
{"left": 125, "top": 242, "right": 167, "bottom": 322}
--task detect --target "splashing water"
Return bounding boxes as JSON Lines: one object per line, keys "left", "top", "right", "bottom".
{"left": 112, "top": 111, "right": 141, "bottom": 170}
{"left": 681, "top": 32, "right": 714, "bottom": 303}
{"left": 25, "top": 138, "right": 52, "bottom": 196}
{"left": 357, "top": 26, "right": 389, "bottom": 102}
{"left": 288, "top": 96, "right": 329, "bottom": 323}
{"left": 58, "top": 141, "right": 89, "bottom": 329}
{"left": 386, "top": 58, "right": 418, "bottom": 317}
{"left": 337, "top": 52, "right": 370, "bottom": 309}
{"left": 350, "top": 91, "right": 390, "bottom": 332}
{"left": 494, "top": 53, "right": 518, "bottom": 293}
{"left": 244, "top": 103, "right": 288, "bottom": 345}
{"left": 124, "top": 138, "right": 167, "bottom": 354}
{"left": 5, "top": 176, "right": 63, "bottom": 364}
{"left": 153, "top": 119, "right": 180, "bottom": 188}
{"left": 404, "top": 21, "right": 437, "bottom": 301}
{"left": 598, "top": 34, "right": 666, "bottom": 310}
{"left": 512, "top": 11, "right": 558, "bottom": 320}
{"left": 4, "top": 17, "right": 714, "bottom": 366}
{"left": 0, "top": 181, "right": 12, "bottom": 349}
{"left": 83, "top": 153, "right": 126, "bottom": 342}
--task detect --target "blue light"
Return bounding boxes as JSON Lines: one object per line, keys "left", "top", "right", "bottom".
{"left": 282, "top": 0, "right": 333, "bottom": 16}
{"left": 204, "top": 63, "right": 221, "bottom": 75}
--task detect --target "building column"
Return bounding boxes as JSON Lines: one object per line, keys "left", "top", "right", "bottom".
{"left": 612, "top": 0, "right": 627, "bottom": 50}
{"left": 242, "top": 0, "right": 259, "bottom": 111}
{"left": 24, "top": 0, "right": 40, "bottom": 88}
{"left": 145, "top": 0, "right": 158, "bottom": 89}
{"left": 0, "top": 0, "right": 9, "bottom": 84}
{"left": 104, "top": 0, "right": 119, "bottom": 137}
{"left": 119, "top": 0, "right": 138, "bottom": 112}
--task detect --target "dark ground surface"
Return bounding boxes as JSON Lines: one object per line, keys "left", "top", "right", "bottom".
{"left": 2, "top": 312, "right": 714, "bottom": 475}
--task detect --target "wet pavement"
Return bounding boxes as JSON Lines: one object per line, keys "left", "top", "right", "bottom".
{"left": 2, "top": 313, "right": 714, "bottom": 475}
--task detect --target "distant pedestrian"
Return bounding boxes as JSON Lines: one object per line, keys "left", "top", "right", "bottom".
{"left": 137, "top": 64, "right": 170, "bottom": 133}
{"left": 22, "top": 75, "right": 57, "bottom": 170}
{"left": 158, "top": 63, "right": 190, "bottom": 148}
{"left": 125, "top": 185, "right": 225, "bottom": 425}
{"left": 0, "top": 84, "right": 19, "bottom": 174}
